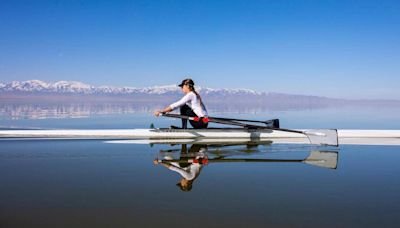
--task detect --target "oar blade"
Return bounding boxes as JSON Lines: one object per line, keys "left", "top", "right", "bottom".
{"left": 303, "top": 151, "right": 338, "bottom": 169}
{"left": 304, "top": 129, "right": 338, "bottom": 146}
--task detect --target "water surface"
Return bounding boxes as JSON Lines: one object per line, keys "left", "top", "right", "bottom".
{"left": 1, "top": 104, "right": 400, "bottom": 227}
{"left": 1, "top": 139, "right": 400, "bottom": 227}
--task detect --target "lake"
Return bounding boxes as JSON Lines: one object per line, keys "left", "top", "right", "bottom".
{"left": 1, "top": 104, "right": 400, "bottom": 227}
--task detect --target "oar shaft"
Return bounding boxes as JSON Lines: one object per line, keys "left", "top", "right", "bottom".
{"left": 164, "top": 113, "right": 274, "bottom": 124}
{"left": 270, "top": 127, "right": 303, "bottom": 134}
{"left": 211, "top": 116, "right": 277, "bottom": 125}
{"left": 162, "top": 113, "right": 268, "bottom": 128}
{"left": 208, "top": 117, "right": 258, "bottom": 128}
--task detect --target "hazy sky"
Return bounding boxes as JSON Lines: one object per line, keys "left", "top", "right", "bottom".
{"left": 0, "top": 0, "right": 399, "bottom": 99}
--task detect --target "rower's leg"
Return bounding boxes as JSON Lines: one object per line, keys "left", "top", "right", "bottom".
{"left": 180, "top": 104, "right": 208, "bottom": 129}
{"left": 191, "top": 121, "right": 208, "bottom": 129}
{"left": 182, "top": 119, "right": 188, "bottom": 129}
{"left": 189, "top": 117, "right": 208, "bottom": 129}
{"left": 179, "top": 144, "right": 191, "bottom": 168}
{"left": 180, "top": 105, "right": 191, "bottom": 129}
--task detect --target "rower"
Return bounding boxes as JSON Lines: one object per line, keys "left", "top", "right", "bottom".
{"left": 154, "top": 78, "right": 208, "bottom": 129}
{"left": 153, "top": 144, "right": 207, "bottom": 192}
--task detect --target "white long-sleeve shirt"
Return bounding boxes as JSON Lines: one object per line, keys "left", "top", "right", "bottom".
{"left": 169, "top": 91, "right": 208, "bottom": 117}
{"left": 168, "top": 163, "right": 201, "bottom": 181}
{"left": 164, "top": 151, "right": 206, "bottom": 180}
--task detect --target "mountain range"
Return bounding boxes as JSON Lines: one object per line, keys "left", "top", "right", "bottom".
{"left": 1, "top": 80, "right": 398, "bottom": 109}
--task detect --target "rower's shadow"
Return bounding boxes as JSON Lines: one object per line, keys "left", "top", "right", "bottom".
{"left": 153, "top": 141, "right": 339, "bottom": 192}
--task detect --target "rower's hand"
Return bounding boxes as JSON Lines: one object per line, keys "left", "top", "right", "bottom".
{"left": 153, "top": 159, "right": 159, "bottom": 165}
{"left": 154, "top": 111, "right": 162, "bottom": 117}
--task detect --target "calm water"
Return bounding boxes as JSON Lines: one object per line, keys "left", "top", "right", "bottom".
{"left": 1, "top": 140, "right": 400, "bottom": 227}
{"left": 1, "top": 105, "right": 400, "bottom": 227}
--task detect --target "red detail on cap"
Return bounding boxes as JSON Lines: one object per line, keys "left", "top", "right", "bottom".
{"left": 193, "top": 117, "right": 200, "bottom": 122}
{"left": 202, "top": 117, "right": 209, "bottom": 123}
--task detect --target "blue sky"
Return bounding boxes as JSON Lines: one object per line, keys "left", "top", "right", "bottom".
{"left": 0, "top": 0, "right": 399, "bottom": 99}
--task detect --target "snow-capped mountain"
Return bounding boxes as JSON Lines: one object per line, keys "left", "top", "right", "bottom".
{"left": 2, "top": 79, "right": 398, "bottom": 108}
{"left": 0, "top": 80, "right": 90, "bottom": 93}
{"left": 0, "top": 79, "right": 263, "bottom": 96}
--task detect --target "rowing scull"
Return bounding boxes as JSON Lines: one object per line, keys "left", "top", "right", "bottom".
{"left": 0, "top": 127, "right": 338, "bottom": 145}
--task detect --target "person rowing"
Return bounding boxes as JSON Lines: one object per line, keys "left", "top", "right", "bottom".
{"left": 154, "top": 78, "right": 208, "bottom": 129}
{"left": 153, "top": 144, "right": 208, "bottom": 192}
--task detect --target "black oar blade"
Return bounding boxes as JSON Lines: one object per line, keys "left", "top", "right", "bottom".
{"left": 304, "top": 129, "right": 338, "bottom": 147}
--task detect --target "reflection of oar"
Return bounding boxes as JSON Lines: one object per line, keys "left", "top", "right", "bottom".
{"left": 159, "top": 151, "right": 338, "bottom": 169}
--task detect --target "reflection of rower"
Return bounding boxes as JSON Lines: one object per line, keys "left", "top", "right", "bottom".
{"left": 153, "top": 144, "right": 208, "bottom": 192}
{"left": 153, "top": 142, "right": 339, "bottom": 192}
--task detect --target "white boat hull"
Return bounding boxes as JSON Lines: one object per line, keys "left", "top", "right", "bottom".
{"left": 0, "top": 128, "right": 304, "bottom": 139}
{"left": 0, "top": 129, "right": 399, "bottom": 145}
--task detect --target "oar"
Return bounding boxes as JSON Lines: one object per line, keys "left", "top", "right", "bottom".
{"left": 162, "top": 113, "right": 279, "bottom": 128}
{"left": 159, "top": 151, "right": 338, "bottom": 169}
{"left": 160, "top": 113, "right": 339, "bottom": 147}
{"left": 201, "top": 116, "right": 279, "bottom": 127}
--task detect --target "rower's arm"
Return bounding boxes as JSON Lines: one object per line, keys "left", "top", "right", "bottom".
{"left": 169, "top": 93, "right": 193, "bottom": 110}
{"left": 154, "top": 106, "right": 173, "bottom": 116}
{"left": 154, "top": 159, "right": 173, "bottom": 168}
{"left": 156, "top": 162, "right": 191, "bottom": 178}
{"left": 154, "top": 93, "right": 192, "bottom": 116}
{"left": 161, "top": 106, "right": 173, "bottom": 113}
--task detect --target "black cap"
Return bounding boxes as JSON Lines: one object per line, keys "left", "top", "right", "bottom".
{"left": 178, "top": 78, "right": 195, "bottom": 87}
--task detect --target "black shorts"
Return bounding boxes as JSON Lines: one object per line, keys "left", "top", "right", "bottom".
{"left": 180, "top": 105, "right": 208, "bottom": 129}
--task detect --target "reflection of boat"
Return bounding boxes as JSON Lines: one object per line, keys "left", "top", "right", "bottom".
{"left": 154, "top": 141, "right": 339, "bottom": 169}
{"left": 109, "top": 138, "right": 276, "bottom": 146}
{"left": 159, "top": 151, "right": 338, "bottom": 169}
{"left": 153, "top": 141, "right": 339, "bottom": 192}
